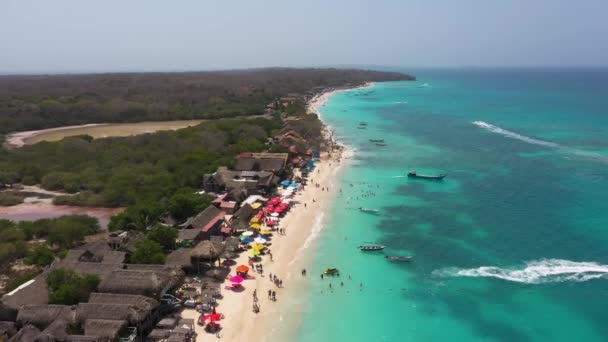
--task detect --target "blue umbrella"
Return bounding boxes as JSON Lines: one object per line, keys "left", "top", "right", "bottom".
{"left": 241, "top": 237, "right": 253, "bottom": 244}
{"left": 280, "top": 180, "right": 291, "bottom": 186}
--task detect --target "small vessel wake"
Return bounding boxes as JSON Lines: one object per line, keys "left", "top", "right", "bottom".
{"left": 472, "top": 121, "right": 559, "bottom": 148}
{"left": 434, "top": 259, "right": 608, "bottom": 284}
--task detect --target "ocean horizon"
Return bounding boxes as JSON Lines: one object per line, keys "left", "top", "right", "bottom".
{"left": 294, "top": 68, "right": 608, "bottom": 341}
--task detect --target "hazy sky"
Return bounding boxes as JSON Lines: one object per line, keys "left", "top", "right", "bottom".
{"left": 1, "top": 0, "right": 607, "bottom": 73}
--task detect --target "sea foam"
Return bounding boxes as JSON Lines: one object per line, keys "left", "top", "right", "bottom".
{"left": 434, "top": 259, "right": 608, "bottom": 284}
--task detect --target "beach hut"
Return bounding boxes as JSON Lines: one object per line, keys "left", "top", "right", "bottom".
{"left": 190, "top": 240, "right": 225, "bottom": 269}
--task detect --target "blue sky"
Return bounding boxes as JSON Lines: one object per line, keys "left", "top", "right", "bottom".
{"left": 1, "top": 0, "right": 607, "bottom": 73}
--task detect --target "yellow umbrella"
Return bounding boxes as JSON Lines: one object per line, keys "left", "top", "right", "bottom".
{"left": 251, "top": 203, "right": 262, "bottom": 209}
{"left": 251, "top": 243, "right": 265, "bottom": 251}
{"left": 260, "top": 230, "right": 272, "bottom": 235}
{"left": 249, "top": 249, "right": 260, "bottom": 256}
{"left": 250, "top": 217, "right": 260, "bottom": 224}
{"left": 250, "top": 223, "right": 261, "bottom": 230}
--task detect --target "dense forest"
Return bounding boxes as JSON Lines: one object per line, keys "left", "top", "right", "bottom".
{"left": 0, "top": 68, "right": 413, "bottom": 134}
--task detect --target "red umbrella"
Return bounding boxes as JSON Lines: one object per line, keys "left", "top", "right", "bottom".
{"left": 255, "top": 212, "right": 264, "bottom": 219}
{"left": 265, "top": 220, "right": 276, "bottom": 226}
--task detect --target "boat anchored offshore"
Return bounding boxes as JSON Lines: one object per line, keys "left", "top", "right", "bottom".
{"left": 359, "top": 207, "right": 380, "bottom": 213}
{"left": 323, "top": 268, "right": 340, "bottom": 276}
{"left": 375, "top": 143, "right": 387, "bottom": 147}
{"left": 358, "top": 245, "right": 385, "bottom": 251}
{"left": 385, "top": 255, "right": 413, "bottom": 262}
{"left": 407, "top": 171, "right": 446, "bottom": 180}
{"left": 369, "top": 139, "right": 385, "bottom": 143}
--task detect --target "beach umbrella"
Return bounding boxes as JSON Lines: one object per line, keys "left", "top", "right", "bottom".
{"left": 250, "top": 217, "right": 260, "bottom": 224}
{"left": 251, "top": 243, "right": 265, "bottom": 250}
{"left": 280, "top": 180, "right": 291, "bottom": 186}
{"left": 260, "top": 230, "right": 272, "bottom": 235}
{"left": 229, "top": 275, "right": 244, "bottom": 284}
{"left": 306, "top": 150, "right": 313, "bottom": 156}
{"left": 249, "top": 249, "right": 260, "bottom": 256}
{"left": 251, "top": 203, "right": 262, "bottom": 209}
{"left": 265, "top": 220, "right": 276, "bottom": 226}
{"left": 236, "top": 265, "right": 249, "bottom": 273}
{"left": 289, "top": 183, "right": 299, "bottom": 188}
{"left": 202, "top": 312, "right": 222, "bottom": 324}
{"left": 241, "top": 237, "right": 252, "bottom": 244}
{"left": 242, "top": 231, "right": 254, "bottom": 237}
{"left": 270, "top": 213, "right": 279, "bottom": 217}
{"left": 254, "top": 237, "right": 267, "bottom": 244}
{"left": 250, "top": 223, "right": 261, "bottom": 230}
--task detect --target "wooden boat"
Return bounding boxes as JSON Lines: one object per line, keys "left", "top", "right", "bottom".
{"left": 385, "top": 255, "right": 413, "bottom": 262}
{"left": 376, "top": 143, "right": 387, "bottom": 147}
{"left": 407, "top": 171, "right": 446, "bottom": 180}
{"left": 369, "top": 139, "right": 385, "bottom": 143}
{"left": 359, "top": 207, "right": 380, "bottom": 213}
{"left": 359, "top": 122, "right": 368, "bottom": 126}
{"left": 323, "top": 268, "right": 340, "bottom": 276}
{"left": 357, "top": 126, "right": 366, "bottom": 130}
{"left": 358, "top": 245, "right": 385, "bottom": 251}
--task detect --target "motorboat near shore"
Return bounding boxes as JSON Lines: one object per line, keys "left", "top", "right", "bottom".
{"left": 358, "top": 245, "right": 385, "bottom": 251}
{"left": 359, "top": 207, "right": 380, "bottom": 213}
{"left": 407, "top": 171, "right": 446, "bottom": 180}
{"left": 323, "top": 268, "right": 340, "bottom": 276}
{"left": 385, "top": 255, "right": 413, "bottom": 262}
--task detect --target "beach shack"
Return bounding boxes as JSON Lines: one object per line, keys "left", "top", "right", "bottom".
{"left": 183, "top": 205, "right": 226, "bottom": 240}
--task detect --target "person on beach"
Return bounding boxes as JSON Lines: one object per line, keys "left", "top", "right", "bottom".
{"left": 302, "top": 269, "right": 306, "bottom": 276}
{"left": 253, "top": 289, "right": 257, "bottom": 301}
{"left": 268, "top": 289, "right": 271, "bottom": 299}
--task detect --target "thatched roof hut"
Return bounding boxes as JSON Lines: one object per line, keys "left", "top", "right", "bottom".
{"left": 190, "top": 240, "right": 225, "bottom": 262}
{"left": 97, "top": 267, "right": 183, "bottom": 297}
{"left": 224, "top": 237, "right": 242, "bottom": 253}
{"left": 37, "top": 318, "right": 69, "bottom": 341}
{"left": 2, "top": 275, "right": 49, "bottom": 309}
{"left": 66, "top": 335, "right": 102, "bottom": 341}
{"left": 87, "top": 293, "right": 158, "bottom": 317}
{"left": 16, "top": 305, "right": 74, "bottom": 330}
{"left": 7, "top": 324, "right": 40, "bottom": 342}
{"left": 76, "top": 303, "right": 144, "bottom": 326}
{"left": 83, "top": 319, "right": 127, "bottom": 340}
{"left": 165, "top": 249, "right": 193, "bottom": 271}
{"left": 0, "top": 321, "right": 17, "bottom": 339}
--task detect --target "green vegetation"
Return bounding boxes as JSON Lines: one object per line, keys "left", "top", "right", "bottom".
{"left": 0, "top": 118, "right": 282, "bottom": 208}
{"left": 24, "top": 244, "right": 55, "bottom": 267}
{"left": 130, "top": 239, "right": 166, "bottom": 264}
{"left": 0, "top": 216, "right": 99, "bottom": 267}
{"left": 147, "top": 224, "right": 178, "bottom": 250}
{"left": 167, "top": 191, "right": 213, "bottom": 223}
{"left": 0, "top": 192, "right": 24, "bottom": 206}
{"left": 46, "top": 268, "right": 100, "bottom": 305}
{"left": 0, "top": 69, "right": 412, "bottom": 135}
{"left": 5, "top": 269, "right": 38, "bottom": 293}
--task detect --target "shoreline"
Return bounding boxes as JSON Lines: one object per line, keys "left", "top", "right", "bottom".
{"left": 195, "top": 83, "right": 371, "bottom": 342}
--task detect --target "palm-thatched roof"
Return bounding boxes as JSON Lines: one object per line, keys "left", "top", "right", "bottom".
{"left": 8, "top": 324, "right": 40, "bottom": 342}
{"left": 224, "top": 237, "right": 241, "bottom": 253}
{"left": 165, "top": 249, "right": 193, "bottom": 270}
{"left": 204, "top": 267, "right": 230, "bottom": 281}
{"left": 190, "top": 240, "right": 225, "bottom": 261}
{"left": 37, "top": 318, "right": 69, "bottom": 341}
{"left": 66, "top": 335, "right": 102, "bottom": 341}
{"left": 0, "top": 321, "right": 16, "bottom": 338}
{"left": 84, "top": 319, "right": 127, "bottom": 339}
{"left": 97, "top": 267, "right": 183, "bottom": 297}
{"left": 16, "top": 305, "right": 74, "bottom": 330}
{"left": 2, "top": 275, "right": 49, "bottom": 309}
{"left": 87, "top": 293, "right": 158, "bottom": 316}
{"left": 76, "top": 303, "right": 145, "bottom": 326}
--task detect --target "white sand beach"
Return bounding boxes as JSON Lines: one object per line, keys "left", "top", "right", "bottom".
{"left": 180, "top": 88, "right": 360, "bottom": 342}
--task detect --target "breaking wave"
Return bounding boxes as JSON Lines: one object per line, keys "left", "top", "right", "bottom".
{"left": 472, "top": 121, "right": 559, "bottom": 148}
{"left": 434, "top": 259, "right": 608, "bottom": 284}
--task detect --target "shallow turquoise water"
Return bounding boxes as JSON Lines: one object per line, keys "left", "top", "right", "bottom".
{"left": 296, "top": 69, "right": 608, "bottom": 342}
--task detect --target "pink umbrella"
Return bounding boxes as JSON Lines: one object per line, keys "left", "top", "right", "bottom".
{"left": 229, "top": 275, "right": 244, "bottom": 284}
{"left": 265, "top": 220, "right": 276, "bottom": 226}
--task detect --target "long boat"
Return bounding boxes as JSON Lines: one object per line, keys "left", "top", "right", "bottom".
{"left": 369, "top": 139, "right": 385, "bottom": 143}
{"left": 407, "top": 171, "right": 446, "bottom": 180}
{"left": 376, "top": 143, "right": 387, "bottom": 147}
{"left": 385, "top": 255, "right": 413, "bottom": 262}
{"left": 358, "top": 245, "right": 385, "bottom": 251}
{"left": 359, "top": 207, "right": 380, "bottom": 213}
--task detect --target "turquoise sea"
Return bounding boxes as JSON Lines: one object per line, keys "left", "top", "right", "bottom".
{"left": 296, "top": 69, "right": 608, "bottom": 341}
